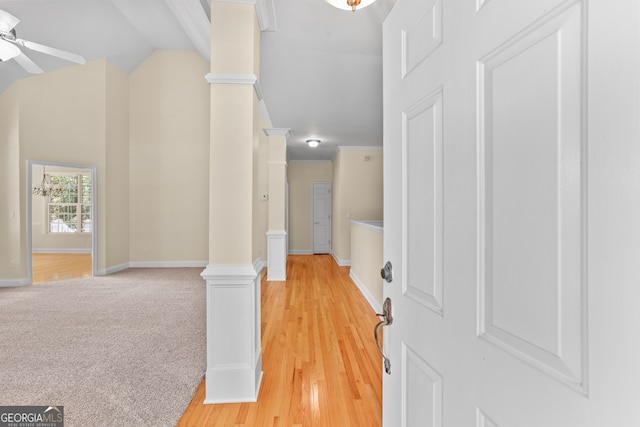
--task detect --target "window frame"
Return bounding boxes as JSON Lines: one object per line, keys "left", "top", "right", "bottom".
{"left": 47, "top": 173, "right": 93, "bottom": 234}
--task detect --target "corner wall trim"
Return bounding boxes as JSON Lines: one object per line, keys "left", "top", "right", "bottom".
{"left": 331, "top": 251, "right": 351, "bottom": 267}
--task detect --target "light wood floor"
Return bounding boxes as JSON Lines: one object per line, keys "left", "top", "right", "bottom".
{"left": 177, "top": 254, "right": 383, "bottom": 426}
{"left": 31, "top": 253, "right": 92, "bottom": 284}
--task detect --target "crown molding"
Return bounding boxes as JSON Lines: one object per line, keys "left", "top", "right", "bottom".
{"left": 164, "top": 0, "right": 211, "bottom": 61}
{"left": 338, "top": 145, "right": 384, "bottom": 151}
{"left": 263, "top": 128, "right": 292, "bottom": 138}
{"left": 255, "top": 0, "right": 277, "bottom": 31}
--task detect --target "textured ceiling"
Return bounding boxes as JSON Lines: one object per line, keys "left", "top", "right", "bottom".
{"left": 0, "top": 0, "right": 394, "bottom": 161}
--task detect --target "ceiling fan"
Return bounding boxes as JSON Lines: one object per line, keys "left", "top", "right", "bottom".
{"left": 0, "top": 9, "right": 86, "bottom": 74}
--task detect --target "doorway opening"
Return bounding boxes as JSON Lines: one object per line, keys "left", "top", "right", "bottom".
{"left": 27, "top": 160, "right": 97, "bottom": 283}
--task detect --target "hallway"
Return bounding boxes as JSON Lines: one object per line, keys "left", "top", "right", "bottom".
{"left": 178, "top": 254, "right": 382, "bottom": 426}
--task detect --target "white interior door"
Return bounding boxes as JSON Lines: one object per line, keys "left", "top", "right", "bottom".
{"left": 313, "top": 182, "right": 331, "bottom": 254}
{"left": 382, "top": 0, "right": 640, "bottom": 425}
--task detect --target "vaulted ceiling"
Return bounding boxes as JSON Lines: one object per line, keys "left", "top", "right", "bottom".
{"left": 0, "top": 0, "right": 394, "bottom": 160}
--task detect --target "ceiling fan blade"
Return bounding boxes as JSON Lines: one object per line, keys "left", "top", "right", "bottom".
{"left": 0, "top": 9, "right": 19, "bottom": 33}
{"left": 17, "top": 39, "right": 86, "bottom": 64}
{"left": 14, "top": 51, "right": 43, "bottom": 74}
{"left": 0, "top": 39, "right": 20, "bottom": 61}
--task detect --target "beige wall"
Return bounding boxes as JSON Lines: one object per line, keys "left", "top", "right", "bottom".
{"left": 350, "top": 221, "right": 383, "bottom": 310}
{"left": 129, "top": 50, "right": 210, "bottom": 264}
{"left": 287, "top": 161, "right": 333, "bottom": 253}
{"left": 17, "top": 60, "right": 111, "bottom": 275}
{"left": 105, "top": 60, "right": 130, "bottom": 268}
{"left": 331, "top": 148, "right": 383, "bottom": 264}
{"left": 0, "top": 85, "right": 20, "bottom": 280}
{"left": 0, "top": 51, "right": 210, "bottom": 282}
{"left": 253, "top": 120, "right": 269, "bottom": 264}
{"left": 209, "top": 3, "right": 261, "bottom": 265}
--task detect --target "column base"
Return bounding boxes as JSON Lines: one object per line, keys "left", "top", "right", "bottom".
{"left": 266, "top": 230, "right": 287, "bottom": 281}
{"left": 204, "top": 351, "right": 263, "bottom": 404}
{"left": 201, "top": 264, "right": 263, "bottom": 404}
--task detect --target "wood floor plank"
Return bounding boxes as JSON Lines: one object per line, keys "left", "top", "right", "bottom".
{"left": 177, "top": 254, "right": 382, "bottom": 426}
{"left": 31, "top": 253, "right": 92, "bottom": 284}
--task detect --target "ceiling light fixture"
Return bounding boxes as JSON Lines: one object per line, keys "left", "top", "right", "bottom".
{"left": 326, "top": 0, "right": 376, "bottom": 12}
{"left": 307, "top": 139, "right": 321, "bottom": 148}
{"left": 33, "top": 165, "right": 64, "bottom": 198}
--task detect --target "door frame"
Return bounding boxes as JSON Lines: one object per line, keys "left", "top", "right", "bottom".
{"left": 27, "top": 159, "right": 97, "bottom": 283}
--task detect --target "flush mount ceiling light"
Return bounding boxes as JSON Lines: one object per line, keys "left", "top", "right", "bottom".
{"left": 326, "top": 0, "right": 377, "bottom": 12}
{"left": 307, "top": 139, "right": 321, "bottom": 148}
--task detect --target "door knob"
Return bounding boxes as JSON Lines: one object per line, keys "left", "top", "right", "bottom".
{"left": 381, "top": 261, "right": 393, "bottom": 283}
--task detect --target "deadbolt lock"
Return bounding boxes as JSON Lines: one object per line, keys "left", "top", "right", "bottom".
{"left": 381, "top": 261, "right": 393, "bottom": 283}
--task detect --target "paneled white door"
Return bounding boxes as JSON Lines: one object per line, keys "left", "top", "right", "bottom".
{"left": 313, "top": 182, "right": 331, "bottom": 254}
{"left": 382, "top": 0, "right": 640, "bottom": 425}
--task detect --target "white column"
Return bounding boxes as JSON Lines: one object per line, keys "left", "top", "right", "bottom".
{"left": 264, "top": 128, "right": 289, "bottom": 281}
{"left": 202, "top": 1, "right": 262, "bottom": 403}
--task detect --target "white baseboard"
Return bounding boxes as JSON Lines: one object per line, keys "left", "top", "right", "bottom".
{"left": 0, "top": 278, "right": 31, "bottom": 287}
{"left": 331, "top": 251, "right": 351, "bottom": 267}
{"left": 97, "top": 261, "right": 208, "bottom": 276}
{"left": 349, "top": 270, "right": 383, "bottom": 314}
{"left": 32, "top": 248, "right": 91, "bottom": 254}
{"left": 103, "top": 263, "right": 129, "bottom": 275}
{"left": 288, "top": 249, "right": 312, "bottom": 255}
{"left": 128, "top": 261, "right": 208, "bottom": 268}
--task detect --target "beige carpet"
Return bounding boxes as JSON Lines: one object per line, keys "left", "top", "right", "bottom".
{"left": 0, "top": 268, "right": 206, "bottom": 427}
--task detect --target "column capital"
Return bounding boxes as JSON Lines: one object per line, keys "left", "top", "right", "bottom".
{"left": 205, "top": 73, "right": 257, "bottom": 85}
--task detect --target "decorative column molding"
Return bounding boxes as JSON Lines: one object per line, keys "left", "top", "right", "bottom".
{"left": 201, "top": 265, "right": 263, "bottom": 403}
{"left": 205, "top": 73, "right": 257, "bottom": 85}
{"left": 266, "top": 230, "right": 287, "bottom": 281}
{"left": 205, "top": 73, "right": 271, "bottom": 124}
